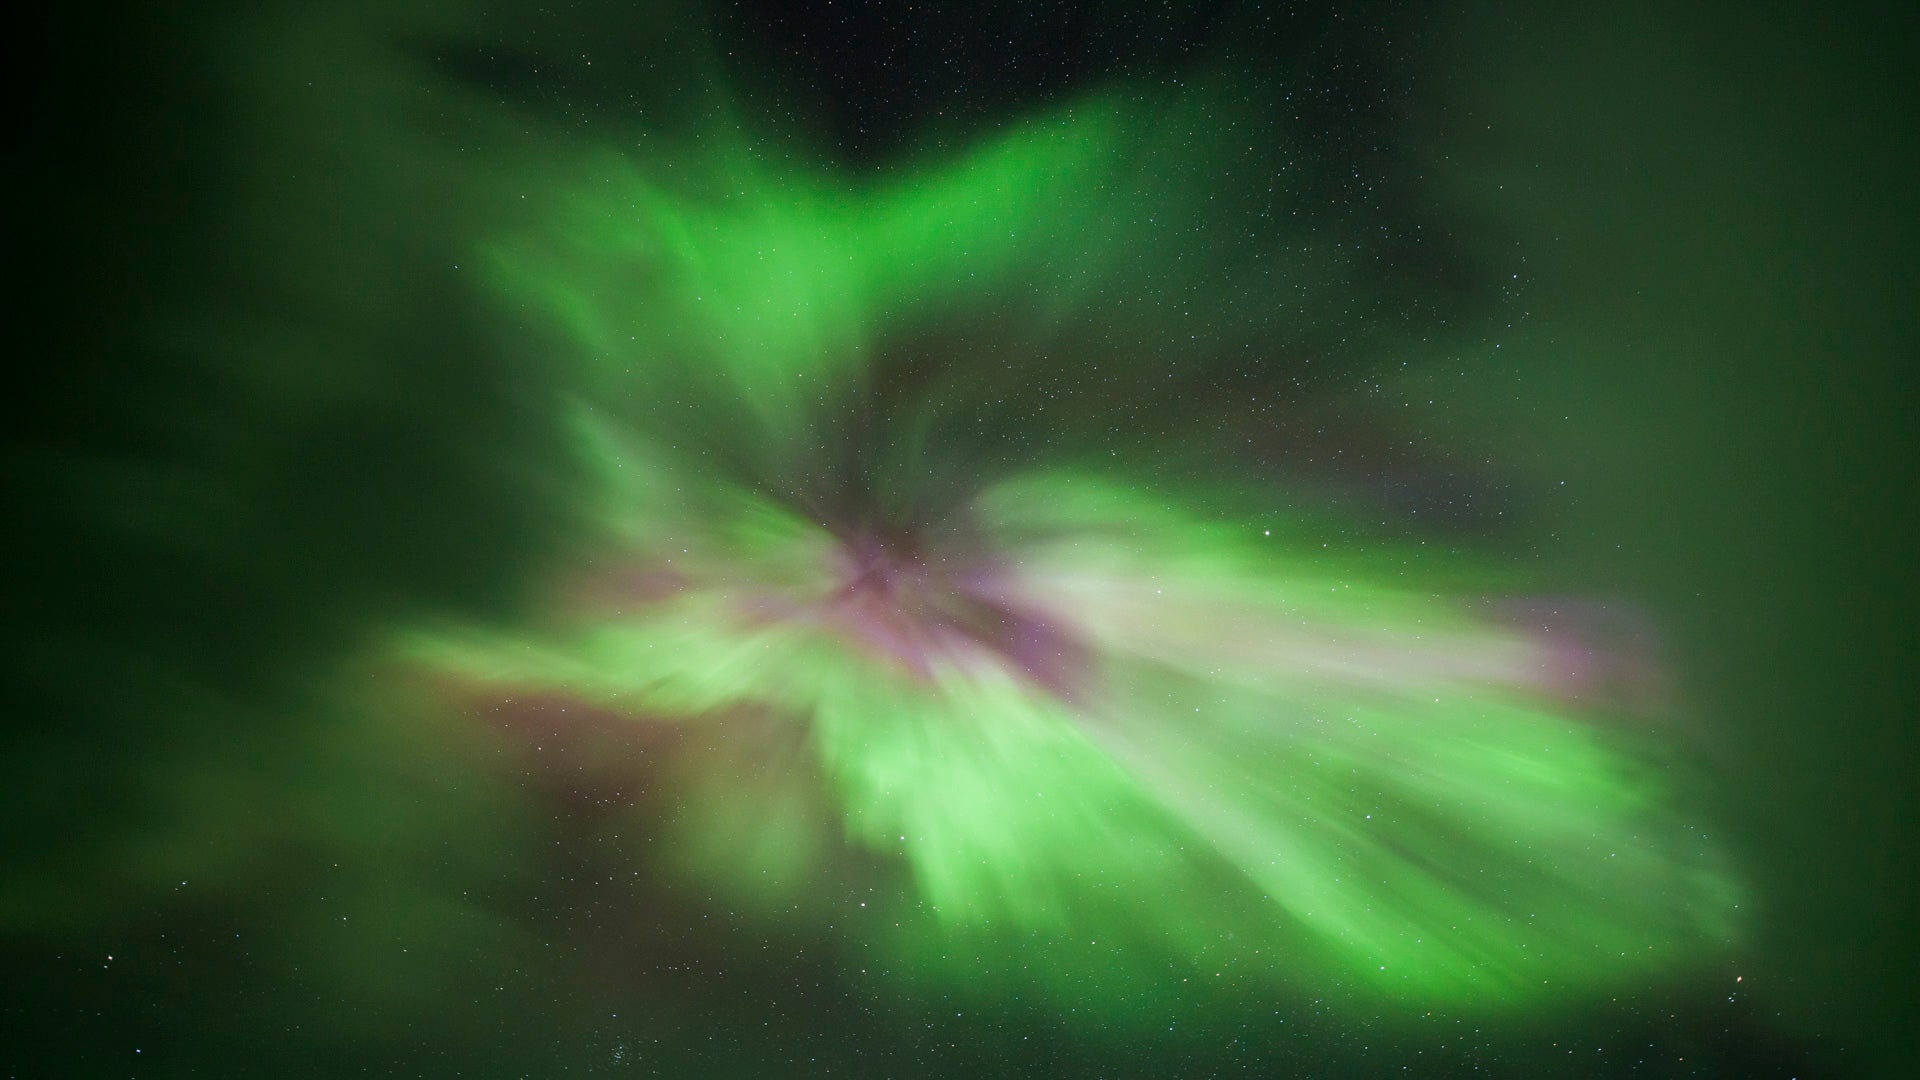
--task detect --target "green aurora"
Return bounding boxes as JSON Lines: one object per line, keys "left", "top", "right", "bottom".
{"left": 404, "top": 75, "right": 1740, "bottom": 1011}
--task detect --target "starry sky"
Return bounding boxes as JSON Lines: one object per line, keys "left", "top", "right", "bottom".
{"left": 7, "top": 2, "right": 1915, "bottom": 1076}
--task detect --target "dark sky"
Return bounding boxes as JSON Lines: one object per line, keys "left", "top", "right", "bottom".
{"left": 8, "top": 2, "right": 1915, "bottom": 1076}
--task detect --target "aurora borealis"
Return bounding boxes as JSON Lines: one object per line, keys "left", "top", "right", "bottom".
{"left": 8, "top": 1, "right": 1915, "bottom": 1075}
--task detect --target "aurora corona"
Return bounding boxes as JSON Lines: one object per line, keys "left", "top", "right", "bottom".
{"left": 404, "top": 76, "right": 1739, "bottom": 1013}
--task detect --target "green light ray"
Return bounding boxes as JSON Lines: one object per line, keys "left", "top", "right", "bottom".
{"left": 396, "top": 66, "right": 1741, "bottom": 1016}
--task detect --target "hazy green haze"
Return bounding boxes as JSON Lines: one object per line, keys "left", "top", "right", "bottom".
{"left": 7, "top": 2, "right": 1912, "bottom": 1074}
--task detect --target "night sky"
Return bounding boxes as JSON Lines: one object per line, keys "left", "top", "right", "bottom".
{"left": 8, "top": 2, "right": 1915, "bottom": 1076}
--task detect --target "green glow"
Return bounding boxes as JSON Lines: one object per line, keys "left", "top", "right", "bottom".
{"left": 411, "top": 457, "right": 1737, "bottom": 1010}
{"left": 478, "top": 91, "right": 1135, "bottom": 459}
{"left": 399, "top": 73, "right": 1740, "bottom": 1014}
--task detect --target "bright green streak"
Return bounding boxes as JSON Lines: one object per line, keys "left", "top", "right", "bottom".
{"left": 410, "top": 78, "right": 1740, "bottom": 1013}
{"left": 479, "top": 92, "right": 1133, "bottom": 451}
{"left": 412, "top": 459, "right": 1738, "bottom": 1009}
